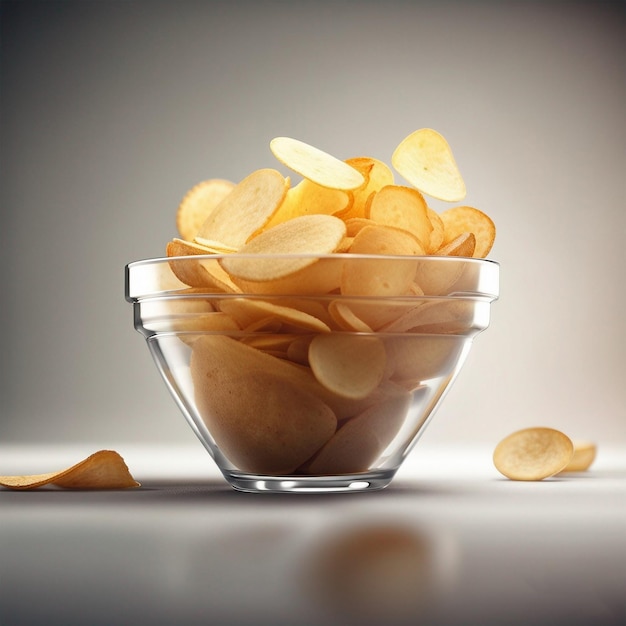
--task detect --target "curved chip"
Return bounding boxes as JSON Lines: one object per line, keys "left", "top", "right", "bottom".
{"left": 270, "top": 136, "right": 364, "bottom": 190}
{"left": 392, "top": 128, "right": 466, "bottom": 202}
{"left": 0, "top": 451, "right": 140, "bottom": 490}
{"left": 439, "top": 206, "right": 495, "bottom": 258}
{"left": 221, "top": 214, "right": 346, "bottom": 284}
{"left": 559, "top": 440, "right": 597, "bottom": 472}
{"left": 195, "top": 168, "right": 289, "bottom": 249}
{"left": 176, "top": 178, "right": 236, "bottom": 241}
{"left": 493, "top": 427, "right": 574, "bottom": 481}
{"left": 367, "top": 185, "right": 433, "bottom": 249}
{"left": 309, "top": 334, "right": 387, "bottom": 400}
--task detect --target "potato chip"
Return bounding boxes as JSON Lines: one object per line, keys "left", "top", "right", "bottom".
{"left": 218, "top": 298, "right": 330, "bottom": 333}
{"left": 190, "top": 334, "right": 338, "bottom": 473}
{"left": 436, "top": 232, "right": 476, "bottom": 258}
{"left": 381, "top": 299, "right": 474, "bottom": 334}
{"left": 392, "top": 128, "right": 466, "bottom": 202}
{"left": 166, "top": 239, "right": 241, "bottom": 292}
{"left": 559, "top": 440, "right": 597, "bottom": 472}
{"left": 309, "top": 334, "right": 387, "bottom": 400}
{"left": 341, "top": 225, "right": 423, "bottom": 297}
{"left": 304, "top": 383, "right": 412, "bottom": 474}
{"left": 427, "top": 208, "right": 445, "bottom": 254}
{"left": 176, "top": 178, "right": 236, "bottom": 241}
{"left": 328, "top": 301, "right": 374, "bottom": 333}
{"left": 337, "top": 157, "right": 395, "bottom": 220}
{"left": 0, "top": 450, "right": 140, "bottom": 490}
{"left": 493, "top": 427, "right": 574, "bottom": 481}
{"left": 439, "top": 206, "right": 495, "bottom": 258}
{"left": 195, "top": 168, "right": 289, "bottom": 249}
{"left": 387, "top": 335, "right": 465, "bottom": 386}
{"left": 366, "top": 185, "right": 432, "bottom": 249}
{"left": 270, "top": 136, "right": 364, "bottom": 190}
{"left": 264, "top": 178, "right": 351, "bottom": 229}
{"left": 221, "top": 214, "right": 346, "bottom": 285}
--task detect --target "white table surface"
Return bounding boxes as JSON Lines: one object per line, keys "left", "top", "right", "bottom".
{"left": 1, "top": 443, "right": 625, "bottom": 626}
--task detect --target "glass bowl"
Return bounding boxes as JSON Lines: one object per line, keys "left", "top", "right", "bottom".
{"left": 125, "top": 253, "right": 499, "bottom": 493}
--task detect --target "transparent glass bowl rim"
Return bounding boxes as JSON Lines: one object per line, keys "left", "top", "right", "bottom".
{"left": 125, "top": 253, "right": 500, "bottom": 301}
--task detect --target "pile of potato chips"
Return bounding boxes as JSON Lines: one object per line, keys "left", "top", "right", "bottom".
{"left": 158, "top": 129, "right": 499, "bottom": 476}
{"left": 168, "top": 128, "right": 496, "bottom": 274}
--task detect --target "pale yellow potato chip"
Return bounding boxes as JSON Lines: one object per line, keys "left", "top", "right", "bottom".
{"left": 176, "top": 178, "right": 236, "bottom": 241}
{"left": 218, "top": 298, "right": 330, "bottom": 333}
{"left": 195, "top": 168, "right": 289, "bottom": 249}
{"left": 381, "top": 299, "right": 475, "bottom": 334}
{"left": 166, "top": 239, "right": 240, "bottom": 292}
{"left": 414, "top": 256, "right": 468, "bottom": 296}
{"left": 493, "top": 427, "right": 574, "bottom": 481}
{"left": 328, "top": 300, "right": 374, "bottom": 333}
{"left": 341, "top": 225, "right": 423, "bottom": 297}
{"left": 387, "top": 335, "right": 465, "bottom": 387}
{"left": 221, "top": 214, "right": 346, "bottom": 284}
{"left": 392, "top": 128, "right": 466, "bottom": 202}
{"left": 367, "top": 185, "right": 433, "bottom": 249}
{"left": 559, "top": 440, "right": 597, "bottom": 472}
{"left": 304, "top": 382, "right": 412, "bottom": 474}
{"left": 439, "top": 206, "right": 495, "bottom": 258}
{"left": 0, "top": 451, "right": 140, "bottom": 490}
{"left": 309, "top": 334, "right": 387, "bottom": 400}
{"left": 270, "top": 136, "right": 364, "bottom": 190}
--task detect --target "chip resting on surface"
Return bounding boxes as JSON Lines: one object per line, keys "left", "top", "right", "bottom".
{"left": 0, "top": 450, "right": 140, "bottom": 490}
{"left": 493, "top": 427, "right": 574, "bottom": 481}
{"left": 559, "top": 440, "right": 597, "bottom": 472}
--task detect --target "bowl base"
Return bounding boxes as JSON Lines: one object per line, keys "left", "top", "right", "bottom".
{"left": 223, "top": 469, "right": 397, "bottom": 494}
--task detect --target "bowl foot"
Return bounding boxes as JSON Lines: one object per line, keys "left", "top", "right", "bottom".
{"left": 223, "top": 469, "right": 397, "bottom": 494}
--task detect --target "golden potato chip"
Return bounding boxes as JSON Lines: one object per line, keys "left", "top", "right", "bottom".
{"left": 264, "top": 178, "right": 351, "bottom": 229}
{"left": 559, "top": 440, "right": 597, "bottom": 472}
{"left": 439, "top": 206, "right": 495, "bottom": 258}
{"left": 195, "top": 168, "right": 289, "bottom": 249}
{"left": 426, "top": 208, "right": 445, "bottom": 254}
{"left": 176, "top": 178, "right": 236, "bottom": 241}
{"left": 0, "top": 450, "right": 140, "bottom": 490}
{"left": 392, "top": 128, "right": 466, "bottom": 202}
{"left": 493, "top": 427, "right": 574, "bottom": 481}
{"left": 366, "top": 185, "right": 433, "bottom": 249}
{"left": 337, "top": 157, "right": 395, "bottom": 220}
{"left": 435, "top": 232, "right": 476, "bottom": 257}
{"left": 270, "top": 136, "right": 364, "bottom": 190}
{"left": 309, "top": 334, "right": 387, "bottom": 400}
{"left": 190, "top": 334, "right": 338, "bottom": 473}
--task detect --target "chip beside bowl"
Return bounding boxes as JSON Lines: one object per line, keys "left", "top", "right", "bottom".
{"left": 125, "top": 253, "right": 499, "bottom": 493}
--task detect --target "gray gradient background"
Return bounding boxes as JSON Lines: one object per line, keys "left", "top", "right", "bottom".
{"left": 1, "top": 0, "right": 624, "bottom": 448}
